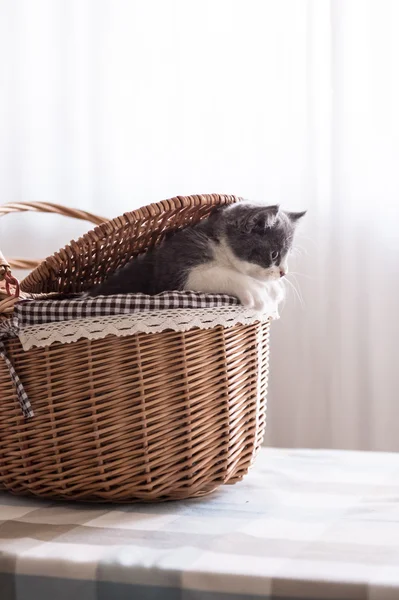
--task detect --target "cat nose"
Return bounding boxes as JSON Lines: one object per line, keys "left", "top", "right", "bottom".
{"left": 279, "top": 268, "right": 286, "bottom": 278}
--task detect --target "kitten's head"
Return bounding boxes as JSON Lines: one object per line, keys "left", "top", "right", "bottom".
{"left": 221, "top": 203, "right": 306, "bottom": 282}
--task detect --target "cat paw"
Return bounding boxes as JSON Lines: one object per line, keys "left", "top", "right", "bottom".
{"left": 266, "top": 280, "right": 286, "bottom": 305}
{"left": 238, "top": 284, "right": 269, "bottom": 312}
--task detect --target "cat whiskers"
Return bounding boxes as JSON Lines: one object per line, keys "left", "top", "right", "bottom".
{"left": 283, "top": 275, "right": 305, "bottom": 308}
{"left": 289, "top": 270, "right": 316, "bottom": 281}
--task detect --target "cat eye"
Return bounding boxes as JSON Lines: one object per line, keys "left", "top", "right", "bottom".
{"left": 270, "top": 250, "right": 279, "bottom": 262}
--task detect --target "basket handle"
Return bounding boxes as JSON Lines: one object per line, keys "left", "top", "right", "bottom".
{"left": 0, "top": 202, "right": 106, "bottom": 273}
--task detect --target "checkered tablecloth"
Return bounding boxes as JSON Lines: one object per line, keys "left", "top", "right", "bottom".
{"left": 2, "top": 447, "right": 399, "bottom": 600}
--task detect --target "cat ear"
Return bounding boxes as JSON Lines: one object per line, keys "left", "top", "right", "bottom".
{"left": 247, "top": 205, "right": 280, "bottom": 233}
{"left": 286, "top": 210, "right": 307, "bottom": 223}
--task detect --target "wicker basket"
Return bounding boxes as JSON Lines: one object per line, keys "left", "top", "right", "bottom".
{"left": 0, "top": 195, "right": 270, "bottom": 502}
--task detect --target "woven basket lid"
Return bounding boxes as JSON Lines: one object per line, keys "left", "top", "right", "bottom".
{"left": 20, "top": 194, "right": 240, "bottom": 295}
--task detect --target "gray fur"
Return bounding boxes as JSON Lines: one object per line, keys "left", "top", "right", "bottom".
{"left": 88, "top": 203, "right": 306, "bottom": 296}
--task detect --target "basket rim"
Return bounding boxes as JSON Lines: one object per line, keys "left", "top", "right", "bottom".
{"left": 20, "top": 194, "right": 242, "bottom": 295}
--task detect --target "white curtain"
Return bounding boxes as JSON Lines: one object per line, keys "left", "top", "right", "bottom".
{"left": 1, "top": 0, "right": 398, "bottom": 451}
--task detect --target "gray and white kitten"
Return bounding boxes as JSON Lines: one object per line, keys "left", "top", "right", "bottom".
{"left": 89, "top": 203, "right": 306, "bottom": 310}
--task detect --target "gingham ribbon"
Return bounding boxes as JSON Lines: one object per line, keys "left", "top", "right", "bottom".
{"left": 1, "top": 291, "right": 239, "bottom": 418}
{"left": 0, "top": 342, "right": 34, "bottom": 418}
{"left": 0, "top": 316, "right": 33, "bottom": 418}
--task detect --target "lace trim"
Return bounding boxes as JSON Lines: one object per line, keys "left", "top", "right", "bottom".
{"left": 18, "top": 305, "right": 278, "bottom": 350}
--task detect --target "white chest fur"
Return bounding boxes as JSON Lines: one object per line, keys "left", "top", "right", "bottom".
{"left": 185, "top": 238, "right": 284, "bottom": 311}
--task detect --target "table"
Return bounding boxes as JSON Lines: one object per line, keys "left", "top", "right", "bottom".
{"left": 1, "top": 448, "right": 399, "bottom": 600}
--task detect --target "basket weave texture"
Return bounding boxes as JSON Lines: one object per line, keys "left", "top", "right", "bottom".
{"left": 0, "top": 194, "right": 270, "bottom": 502}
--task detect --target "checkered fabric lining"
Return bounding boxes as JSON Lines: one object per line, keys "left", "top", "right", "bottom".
{"left": 14, "top": 291, "right": 239, "bottom": 326}
{"left": 1, "top": 291, "right": 239, "bottom": 419}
